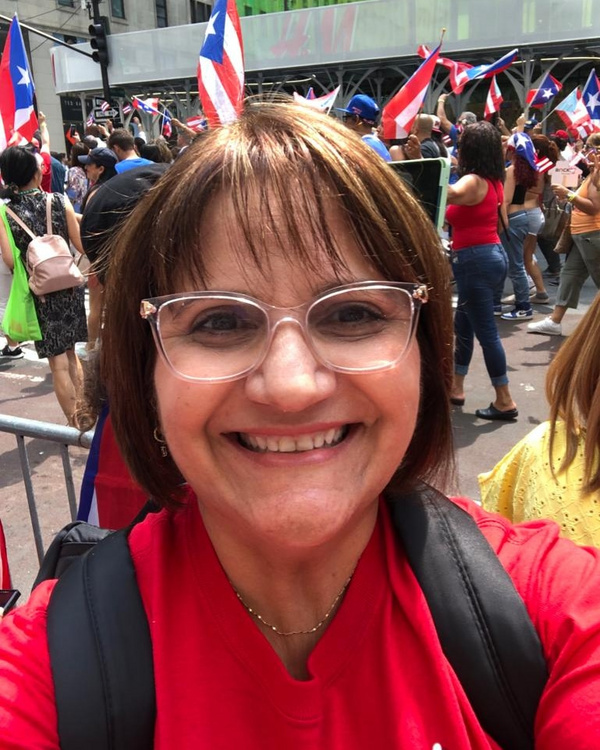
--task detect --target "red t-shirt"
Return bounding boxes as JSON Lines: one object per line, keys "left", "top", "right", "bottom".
{"left": 1, "top": 495, "right": 600, "bottom": 748}
{"left": 446, "top": 179, "right": 503, "bottom": 250}
{"left": 40, "top": 151, "right": 52, "bottom": 193}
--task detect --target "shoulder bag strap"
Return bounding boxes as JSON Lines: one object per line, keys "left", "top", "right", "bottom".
{"left": 3, "top": 203, "right": 36, "bottom": 241}
{"left": 386, "top": 483, "right": 547, "bottom": 750}
{"left": 46, "top": 192, "right": 53, "bottom": 234}
{"left": 47, "top": 527, "right": 156, "bottom": 750}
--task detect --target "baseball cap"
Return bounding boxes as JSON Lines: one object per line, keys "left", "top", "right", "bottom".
{"left": 553, "top": 129, "right": 570, "bottom": 140}
{"left": 78, "top": 147, "right": 118, "bottom": 169}
{"left": 524, "top": 117, "right": 538, "bottom": 131}
{"left": 337, "top": 94, "right": 380, "bottom": 124}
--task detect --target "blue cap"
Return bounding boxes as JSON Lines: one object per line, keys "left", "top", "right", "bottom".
{"left": 337, "top": 94, "right": 380, "bottom": 124}
{"left": 524, "top": 117, "right": 539, "bottom": 131}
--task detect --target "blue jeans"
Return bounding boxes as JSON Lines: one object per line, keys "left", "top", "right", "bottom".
{"left": 500, "top": 211, "right": 531, "bottom": 310}
{"left": 452, "top": 243, "right": 509, "bottom": 386}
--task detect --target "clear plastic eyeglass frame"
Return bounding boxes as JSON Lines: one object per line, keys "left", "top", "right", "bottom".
{"left": 140, "top": 281, "right": 429, "bottom": 383}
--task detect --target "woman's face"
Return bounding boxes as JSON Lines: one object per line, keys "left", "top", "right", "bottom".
{"left": 153, "top": 195, "right": 422, "bottom": 551}
{"left": 85, "top": 162, "right": 103, "bottom": 184}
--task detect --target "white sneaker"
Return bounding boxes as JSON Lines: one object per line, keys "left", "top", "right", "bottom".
{"left": 527, "top": 316, "right": 562, "bottom": 336}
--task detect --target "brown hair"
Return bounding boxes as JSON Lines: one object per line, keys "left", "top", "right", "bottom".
{"left": 101, "top": 98, "right": 455, "bottom": 506}
{"left": 546, "top": 293, "right": 600, "bottom": 493}
{"left": 107, "top": 127, "right": 135, "bottom": 152}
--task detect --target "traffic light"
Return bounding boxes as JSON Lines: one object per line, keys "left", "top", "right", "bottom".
{"left": 89, "top": 21, "right": 109, "bottom": 67}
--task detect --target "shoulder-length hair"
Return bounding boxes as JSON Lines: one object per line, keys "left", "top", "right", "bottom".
{"left": 546, "top": 293, "right": 600, "bottom": 493}
{"left": 457, "top": 121, "right": 505, "bottom": 182}
{"left": 100, "top": 98, "right": 455, "bottom": 506}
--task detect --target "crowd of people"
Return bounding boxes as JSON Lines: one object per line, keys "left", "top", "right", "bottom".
{"left": 1, "top": 93, "right": 600, "bottom": 746}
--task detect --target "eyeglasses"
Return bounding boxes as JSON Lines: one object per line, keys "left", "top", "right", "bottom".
{"left": 140, "top": 281, "right": 428, "bottom": 383}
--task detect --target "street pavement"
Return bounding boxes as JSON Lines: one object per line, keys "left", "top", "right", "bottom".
{"left": 0, "top": 275, "right": 597, "bottom": 596}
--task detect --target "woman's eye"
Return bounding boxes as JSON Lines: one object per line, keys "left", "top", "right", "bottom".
{"left": 331, "top": 304, "right": 383, "bottom": 324}
{"left": 191, "top": 311, "right": 242, "bottom": 332}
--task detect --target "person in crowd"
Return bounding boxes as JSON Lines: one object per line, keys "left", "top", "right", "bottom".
{"left": 49, "top": 151, "right": 67, "bottom": 194}
{"left": 551, "top": 129, "right": 574, "bottom": 162}
{"left": 436, "top": 94, "right": 477, "bottom": 146}
{"left": 528, "top": 134, "right": 600, "bottom": 336}
{"left": 532, "top": 135, "right": 563, "bottom": 280}
{"left": 338, "top": 94, "right": 391, "bottom": 161}
{"left": 497, "top": 132, "right": 540, "bottom": 321}
{"left": 446, "top": 121, "right": 518, "bottom": 421}
{"left": 130, "top": 115, "right": 147, "bottom": 143}
{"left": 389, "top": 114, "right": 445, "bottom": 162}
{"left": 0, "top": 146, "right": 87, "bottom": 425}
{"left": 78, "top": 147, "right": 118, "bottom": 212}
{"left": 107, "top": 128, "right": 154, "bottom": 173}
{"left": 481, "top": 289, "right": 600, "bottom": 546}
{"left": 84, "top": 124, "right": 108, "bottom": 148}
{"left": 139, "top": 141, "right": 173, "bottom": 164}
{"left": 3, "top": 100, "right": 600, "bottom": 746}
{"left": 65, "top": 143, "right": 89, "bottom": 213}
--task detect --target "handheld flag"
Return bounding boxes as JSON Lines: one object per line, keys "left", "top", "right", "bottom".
{"left": 418, "top": 45, "right": 472, "bottom": 95}
{"left": 526, "top": 71, "right": 562, "bottom": 108}
{"left": 100, "top": 100, "right": 110, "bottom": 113}
{"left": 382, "top": 43, "right": 441, "bottom": 140}
{"left": 162, "top": 108, "right": 172, "bottom": 138}
{"left": 198, "top": 0, "right": 245, "bottom": 128}
{"left": 454, "top": 49, "right": 518, "bottom": 93}
{"left": 555, "top": 88, "right": 593, "bottom": 132}
{"left": 582, "top": 69, "right": 600, "bottom": 125}
{"left": 132, "top": 96, "right": 161, "bottom": 116}
{"left": 535, "top": 156, "right": 554, "bottom": 174}
{"left": 122, "top": 102, "right": 133, "bottom": 115}
{"left": 0, "top": 14, "right": 38, "bottom": 149}
{"left": 293, "top": 86, "right": 340, "bottom": 114}
{"left": 484, "top": 77, "right": 503, "bottom": 120}
{"left": 186, "top": 115, "right": 207, "bottom": 132}
{"left": 306, "top": 87, "right": 316, "bottom": 100}
{"left": 86, "top": 113, "right": 94, "bottom": 127}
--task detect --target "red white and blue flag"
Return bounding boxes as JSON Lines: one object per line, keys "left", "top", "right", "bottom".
{"left": 383, "top": 43, "right": 441, "bottom": 139}
{"left": 186, "top": 114, "right": 207, "bottom": 131}
{"left": 162, "top": 108, "right": 172, "bottom": 138}
{"left": 417, "top": 45, "right": 472, "bottom": 95}
{"left": 555, "top": 88, "right": 593, "bottom": 133}
{"left": 582, "top": 69, "right": 600, "bottom": 127}
{"left": 453, "top": 49, "right": 519, "bottom": 94}
{"left": 198, "top": 0, "right": 245, "bottom": 128}
{"left": 100, "top": 100, "right": 110, "bottom": 113}
{"left": 86, "top": 113, "right": 94, "bottom": 127}
{"left": 526, "top": 71, "right": 562, "bottom": 108}
{"left": 0, "top": 15, "right": 38, "bottom": 150}
{"left": 484, "top": 76, "right": 503, "bottom": 120}
{"left": 132, "top": 96, "right": 161, "bottom": 116}
{"left": 293, "top": 85, "right": 340, "bottom": 114}
{"left": 122, "top": 102, "right": 132, "bottom": 115}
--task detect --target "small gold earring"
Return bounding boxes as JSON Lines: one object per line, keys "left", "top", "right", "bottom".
{"left": 153, "top": 427, "right": 168, "bottom": 458}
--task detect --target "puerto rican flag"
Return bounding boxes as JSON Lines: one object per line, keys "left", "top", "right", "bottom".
{"left": 555, "top": 88, "right": 594, "bottom": 133}
{"left": 293, "top": 85, "right": 340, "bottom": 114}
{"left": 526, "top": 71, "right": 562, "bottom": 108}
{"left": 100, "top": 100, "right": 110, "bottom": 112}
{"left": 132, "top": 96, "right": 161, "bottom": 116}
{"left": 535, "top": 156, "right": 554, "bottom": 174}
{"left": 453, "top": 49, "right": 518, "bottom": 94}
{"left": 186, "top": 114, "right": 207, "bottom": 131}
{"left": 122, "top": 102, "right": 132, "bottom": 115}
{"left": 0, "top": 14, "right": 38, "bottom": 150}
{"left": 382, "top": 42, "right": 441, "bottom": 140}
{"left": 86, "top": 113, "right": 94, "bottom": 127}
{"left": 198, "top": 0, "right": 245, "bottom": 128}
{"left": 582, "top": 69, "right": 600, "bottom": 127}
{"left": 162, "top": 108, "right": 172, "bottom": 138}
{"left": 484, "top": 76, "right": 503, "bottom": 120}
{"left": 418, "top": 45, "right": 472, "bottom": 95}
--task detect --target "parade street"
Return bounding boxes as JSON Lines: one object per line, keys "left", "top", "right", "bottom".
{"left": 1, "top": 276, "right": 597, "bottom": 595}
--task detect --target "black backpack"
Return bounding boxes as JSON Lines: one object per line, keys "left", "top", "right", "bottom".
{"left": 39, "top": 484, "right": 548, "bottom": 750}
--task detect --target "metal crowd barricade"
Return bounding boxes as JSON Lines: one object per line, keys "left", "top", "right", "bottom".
{"left": 0, "top": 414, "right": 94, "bottom": 564}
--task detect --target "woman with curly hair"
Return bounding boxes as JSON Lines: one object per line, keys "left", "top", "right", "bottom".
{"left": 446, "top": 121, "right": 518, "bottom": 420}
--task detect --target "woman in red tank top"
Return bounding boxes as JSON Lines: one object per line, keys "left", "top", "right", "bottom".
{"left": 446, "top": 122, "right": 518, "bottom": 421}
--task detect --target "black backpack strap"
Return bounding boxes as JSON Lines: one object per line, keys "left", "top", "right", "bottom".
{"left": 387, "top": 483, "right": 547, "bottom": 750}
{"left": 47, "top": 528, "right": 155, "bottom": 750}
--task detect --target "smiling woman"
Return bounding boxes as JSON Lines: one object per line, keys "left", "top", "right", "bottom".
{"left": 3, "top": 99, "right": 600, "bottom": 749}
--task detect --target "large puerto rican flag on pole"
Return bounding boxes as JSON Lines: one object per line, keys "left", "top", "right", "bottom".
{"left": 198, "top": 0, "right": 245, "bottom": 128}
{"left": 382, "top": 42, "right": 441, "bottom": 140}
{"left": 0, "top": 14, "right": 38, "bottom": 150}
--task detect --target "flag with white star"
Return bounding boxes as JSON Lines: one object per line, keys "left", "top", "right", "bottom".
{"left": 525, "top": 71, "right": 562, "bottom": 109}
{"left": 0, "top": 14, "right": 38, "bottom": 149}
{"left": 582, "top": 69, "right": 600, "bottom": 126}
{"left": 197, "top": 0, "right": 245, "bottom": 128}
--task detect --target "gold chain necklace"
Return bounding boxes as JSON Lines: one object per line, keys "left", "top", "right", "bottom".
{"left": 234, "top": 572, "right": 354, "bottom": 637}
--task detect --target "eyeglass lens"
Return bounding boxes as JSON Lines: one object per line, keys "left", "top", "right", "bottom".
{"left": 153, "top": 286, "right": 417, "bottom": 381}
